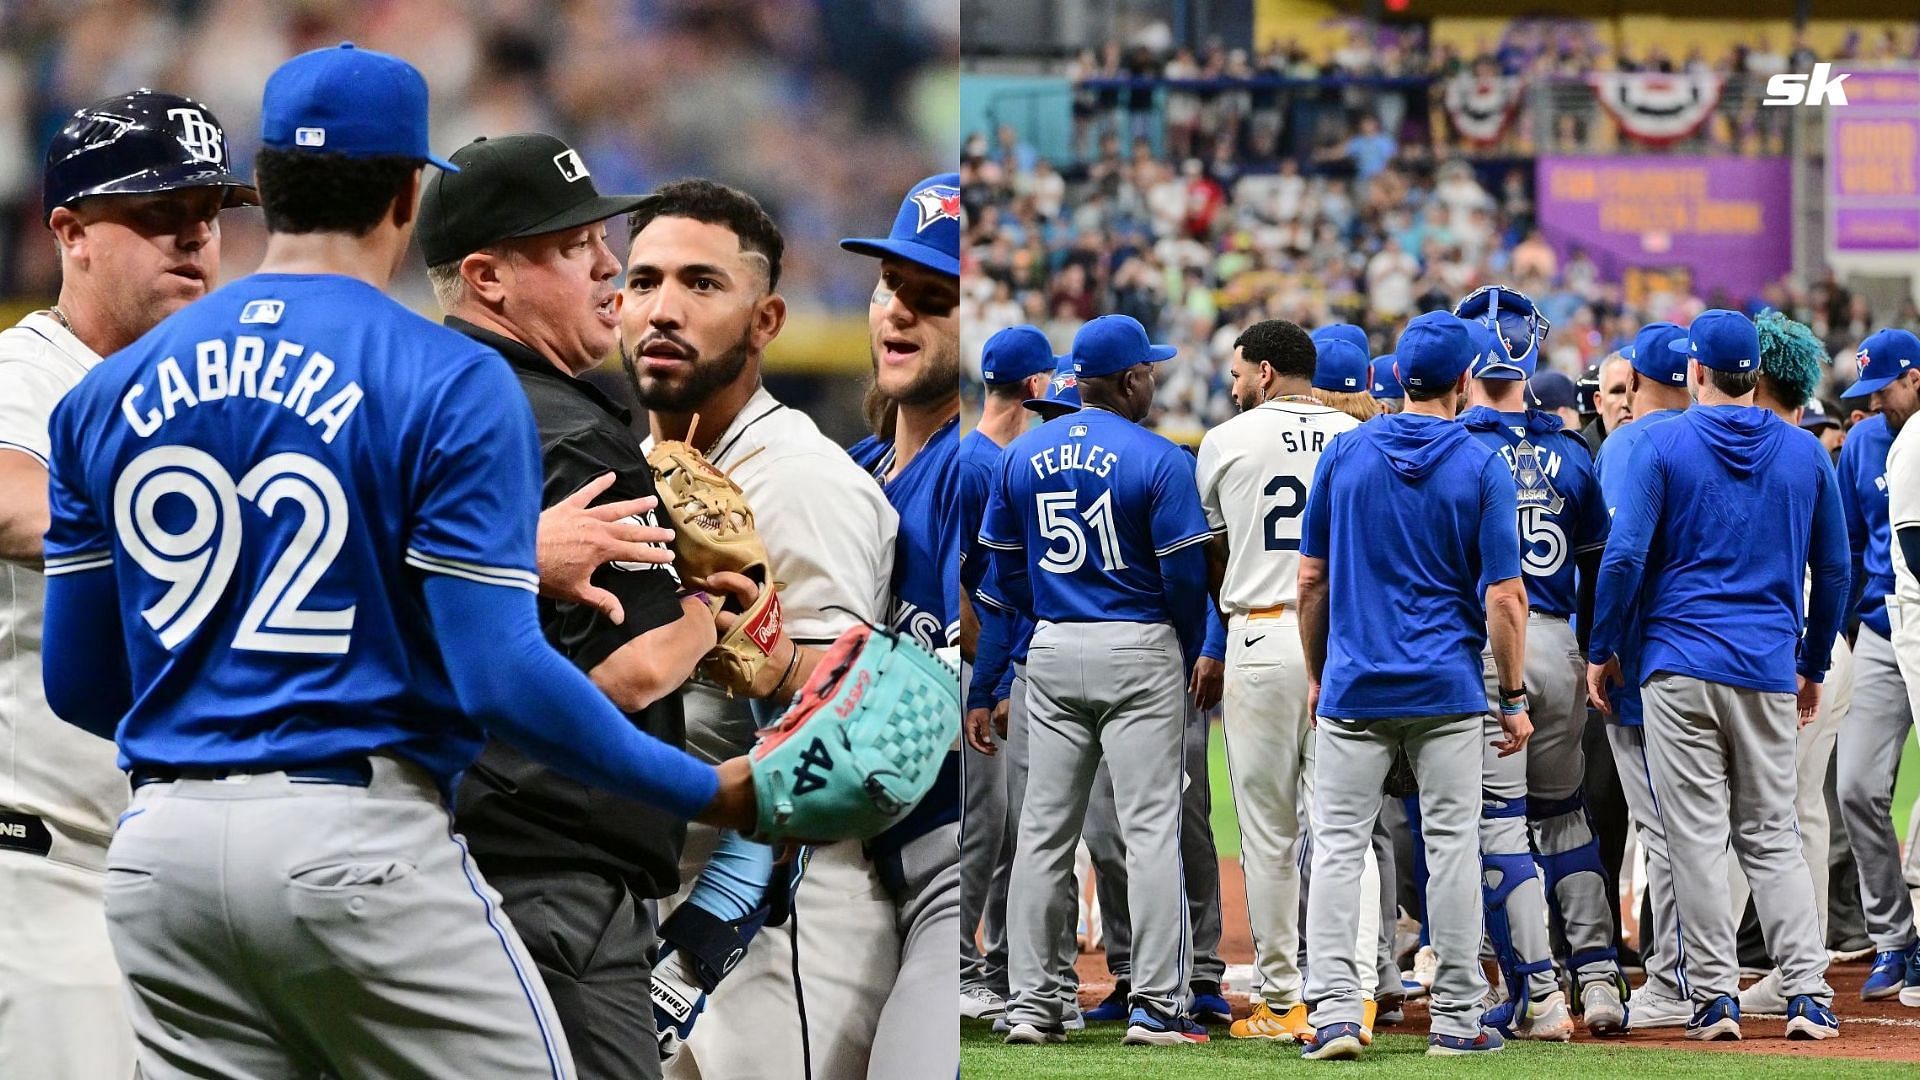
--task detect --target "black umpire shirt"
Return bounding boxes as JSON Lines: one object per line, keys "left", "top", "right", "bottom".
{"left": 446, "top": 317, "right": 688, "bottom": 899}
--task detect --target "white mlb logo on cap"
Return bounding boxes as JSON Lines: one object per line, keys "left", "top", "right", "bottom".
{"left": 295, "top": 127, "right": 326, "bottom": 147}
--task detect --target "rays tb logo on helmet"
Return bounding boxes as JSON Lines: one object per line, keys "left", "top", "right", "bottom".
{"left": 168, "top": 107, "right": 226, "bottom": 164}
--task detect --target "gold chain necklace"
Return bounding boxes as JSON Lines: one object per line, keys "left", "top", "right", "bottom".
{"left": 47, "top": 306, "right": 74, "bottom": 333}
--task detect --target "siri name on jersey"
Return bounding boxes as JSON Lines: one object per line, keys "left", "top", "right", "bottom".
{"left": 120, "top": 336, "right": 365, "bottom": 444}
{"left": 1027, "top": 441, "right": 1118, "bottom": 480}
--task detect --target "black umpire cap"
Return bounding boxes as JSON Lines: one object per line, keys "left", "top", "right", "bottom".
{"left": 417, "top": 132, "right": 646, "bottom": 266}
{"left": 43, "top": 89, "right": 257, "bottom": 223}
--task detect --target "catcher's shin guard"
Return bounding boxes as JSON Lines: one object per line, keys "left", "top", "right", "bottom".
{"left": 1528, "top": 791, "right": 1621, "bottom": 987}
{"left": 1482, "top": 797, "right": 1551, "bottom": 1030}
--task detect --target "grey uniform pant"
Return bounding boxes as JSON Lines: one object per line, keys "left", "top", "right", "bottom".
{"left": 1835, "top": 626, "right": 1918, "bottom": 952}
{"left": 1642, "top": 673, "right": 1833, "bottom": 1006}
{"left": 1307, "top": 713, "right": 1486, "bottom": 1039}
{"left": 868, "top": 823, "right": 960, "bottom": 1078}
{"left": 959, "top": 662, "right": 1006, "bottom": 991}
{"left": 1605, "top": 723, "right": 1687, "bottom": 1000}
{"left": 1006, "top": 621, "right": 1189, "bottom": 1025}
{"left": 105, "top": 758, "right": 575, "bottom": 1079}
{"left": 1083, "top": 700, "right": 1226, "bottom": 989}
{"left": 488, "top": 869, "right": 659, "bottom": 1080}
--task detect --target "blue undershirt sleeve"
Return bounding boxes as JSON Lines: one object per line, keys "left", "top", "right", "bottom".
{"left": 41, "top": 565, "right": 131, "bottom": 742}
{"left": 1589, "top": 436, "right": 1663, "bottom": 665}
{"left": 1802, "top": 457, "right": 1851, "bottom": 682}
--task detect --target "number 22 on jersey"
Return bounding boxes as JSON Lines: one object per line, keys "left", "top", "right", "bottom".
{"left": 114, "top": 445, "right": 356, "bottom": 654}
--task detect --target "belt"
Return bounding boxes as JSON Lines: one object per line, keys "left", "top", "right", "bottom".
{"left": 0, "top": 808, "right": 54, "bottom": 858}
{"left": 1247, "top": 603, "right": 1291, "bottom": 619}
{"left": 130, "top": 758, "right": 374, "bottom": 790}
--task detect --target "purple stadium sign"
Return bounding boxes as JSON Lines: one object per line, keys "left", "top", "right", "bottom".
{"left": 1536, "top": 157, "right": 1793, "bottom": 301}
{"left": 1827, "top": 68, "right": 1920, "bottom": 257}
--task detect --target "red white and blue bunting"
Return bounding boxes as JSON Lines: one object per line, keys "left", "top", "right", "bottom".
{"left": 1588, "top": 71, "right": 1724, "bottom": 145}
{"left": 1443, "top": 74, "right": 1524, "bottom": 145}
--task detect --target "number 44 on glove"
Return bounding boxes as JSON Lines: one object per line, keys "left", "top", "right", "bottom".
{"left": 747, "top": 622, "right": 958, "bottom": 844}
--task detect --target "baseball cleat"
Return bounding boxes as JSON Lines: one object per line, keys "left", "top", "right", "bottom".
{"left": 1581, "top": 981, "right": 1627, "bottom": 1037}
{"left": 1400, "top": 975, "right": 1428, "bottom": 1001}
{"left": 1519, "top": 990, "right": 1574, "bottom": 1042}
{"left": 1300, "top": 1022, "right": 1366, "bottom": 1060}
{"left": 1901, "top": 949, "right": 1920, "bottom": 1007}
{"left": 1002, "top": 1021, "right": 1067, "bottom": 1045}
{"left": 1122, "top": 1005, "right": 1208, "bottom": 1045}
{"left": 1739, "top": 969, "right": 1788, "bottom": 1018}
{"left": 1784, "top": 995, "right": 1839, "bottom": 1040}
{"left": 1376, "top": 992, "right": 1406, "bottom": 1026}
{"left": 1627, "top": 985, "right": 1692, "bottom": 1029}
{"left": 1411, "top": 945, "right": 1438, "bottom": 995}
{"left": 1863, "top": 948, "right": 1912, "bottom": 1001}
{"left": 1229, "top": 1001, "right": 1308, "bottom": 1041}
{"left": 1188, "top": 988, "right": 1233, "bottom": 1025}
{"left": 1427, "top": 1027, "right": 1504, "bottom": 1056}
{"left": 960, "top": 985, "right": 1006, "bottom": 1020}
{"left": 1084, "top": 982, "right": 1131, "bottom": 1022}
{"left": 1358, "top": 998, "right": 1377, "bottom": 1045}
{"left": 1686, "top": 995, "right": 1741, "bottom": 1041}
{"left": 1830, "top": 942, "right": 1874, "bottom": 964}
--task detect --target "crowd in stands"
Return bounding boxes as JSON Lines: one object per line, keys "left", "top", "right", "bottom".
{"left": 960, "top": 125, "right": 1920, "bottom": 439}
{"left": 0, "top": 0, "right": 955, "bottom": 311}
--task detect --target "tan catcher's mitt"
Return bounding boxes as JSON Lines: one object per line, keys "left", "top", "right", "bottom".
{"left": 647, "top": 427, "right": 782, "bottom": 695}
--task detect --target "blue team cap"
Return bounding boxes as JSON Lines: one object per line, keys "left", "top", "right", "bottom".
{"left": 1071, "top": 314, "right": 1176, "bottom": 379}
{"left": 1312, "top": 338, "right": 1370, "bottom": 392}
{"left": 1311, "top": 323, "right": 1370, "bottom": 357}
{"left": 980, "top": 325, "right": 1057, "bottom": 385}
{"left": 1799, "top": 405, "right": 1838, "bottom": 432}
{"left": 1841, "top": 328, "right": 1920, "bottom": 399}
{"left": 1394, "top": 311, "right": 1476, "bottom": 391}
{"left": 261, "top": 44, "right": 457, "bottom": 170}
{"left": 840, "top": 172, "right": 960, "bottom": 278}
{"left": 1369, "top": 354, "right": 1403, "bottom": 399}
{"left": 1465, "top": 318, "right": 1528, "bottom": 381}
{"left": 1024, "top": 353, "right": 1081, "bottom": 418}
{"left": 1530, "top": 370, "right": 1580, "bottom": 411}
{"left": 1668, "top": 309, "right": 1759, "bottom": 373}
{"left": 1622, "top": 322, "right": 1689, "bottom": 386}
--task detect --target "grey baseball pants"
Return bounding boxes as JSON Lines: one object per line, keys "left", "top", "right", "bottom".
{"left": 1835, "top": 626, "right": 1917, "bottom": 953}
{"left": 959, "top": 661, "right": 1007, "bottom": 992}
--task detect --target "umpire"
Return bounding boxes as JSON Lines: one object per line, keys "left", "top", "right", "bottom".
{"left": 418, "top": 133, "right": 719, "bottom": 1079}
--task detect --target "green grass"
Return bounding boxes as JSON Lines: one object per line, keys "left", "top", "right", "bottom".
{"left": 1208, "top": 725, "right": 1920, "bottom": 859}
{"left": 962, "top": 1022, "right": 1915, "bottom": 1078}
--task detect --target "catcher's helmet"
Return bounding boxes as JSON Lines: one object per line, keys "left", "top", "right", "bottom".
{"left": 1453, "top": 284, "right": 1551, "bottom": 380}
{"left": 43, "top": 90, "right": 257, "bottom": 223}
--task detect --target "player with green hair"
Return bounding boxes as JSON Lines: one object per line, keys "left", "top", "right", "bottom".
{"left": 1755, "top": 311, "right": 1830, "bottom": 419}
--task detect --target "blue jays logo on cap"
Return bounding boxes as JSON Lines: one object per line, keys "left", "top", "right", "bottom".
{"left": 910, "top": 185, "right": 960, "bottom": 233}
{"left": 1842, "top": 328, "right": 1920, "bottom": 399}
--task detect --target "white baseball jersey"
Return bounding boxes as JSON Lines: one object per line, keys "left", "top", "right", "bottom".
{"left": 648, "top": 384, "right": 896, "bottom": 643}
{"left": 1196, "top": 398, "right": 1359, "bottom": 617}
{"left": 0, "top": 312, "right": 126, "bottom": 861}
{"left": 1888, "top": 417, "right": 1920, "bottom": 604}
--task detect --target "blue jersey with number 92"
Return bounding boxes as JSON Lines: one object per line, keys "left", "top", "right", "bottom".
{"left": 1460, "top": 406, "right": 1608, "bottom": 618}
{"left": 978, "top": 407, "right": 1210, "bottom": 624}
{"left": 43, "top": 273, "right": 543, "bottom": 784}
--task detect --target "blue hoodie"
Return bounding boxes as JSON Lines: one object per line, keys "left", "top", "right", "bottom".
{"left": 1589, "top": 406, "right": 1849, "bottom": 694}
{"left": 1303, "top": 412, "right": 1521, "bottom": 720}
{"left": 1592, "top": 407, "right": 1687, "bottom": 725}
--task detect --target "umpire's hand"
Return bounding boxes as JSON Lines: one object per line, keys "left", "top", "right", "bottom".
{"left": 537, "top": 473, "right": 676, "bottom": 624}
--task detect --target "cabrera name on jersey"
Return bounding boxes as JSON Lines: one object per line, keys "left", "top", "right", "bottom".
{"left": 979, "top": 406, "right": 1210, "bottom": 624}
{"left": 42, "top": 274, "right": 543, "bottom": 783}
{"left": 1196, "top": 400, "right": 1359, "bottom": 615}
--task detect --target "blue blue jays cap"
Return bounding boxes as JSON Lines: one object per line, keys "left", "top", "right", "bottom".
{"left": 1622, "top": 322, "right": 1689, "bottom": 386}
{"left": 1465, "top": 318, "right": 1529, "bottom": 381}
{"left": 981, "top": 325, "right": 1057, "bottom": 385}
{"left": 1311, "top": 323, "right": 1370, "bottom": 356}
{"left": 1024, "top": 353, "right": 1081, "bottom": 418}
{"left": 840, "top": 172, "right": 959, "bottom": 277}
{"left": 1369, "top": 354, "right": 1403, "bottom": 399}
{"left": 261, "top": 44, "right": 457, "bottom": 170}
{"left": 1071, "top": 314, "right": 1176, "bottom": 378}
{"left": 1841, "top": 328, "right": 1920, "bottom": 399}
{"left": 1394, "top": 311, "right": 1476, "bottom": 391}
{"left": 1530, "top": 370, "right": 1580, "bottom": 411}
{"left": 1669, "top": 309, "right": 1759, "bottom": 373}
{"left": 1312, "top": 338, "right": 1370, "bottom": 392}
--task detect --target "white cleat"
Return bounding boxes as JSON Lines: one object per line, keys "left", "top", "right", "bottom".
{"left": 961, "top": 985, "right": 1007, "bottom": 1020}
{"left": 1738, "top": 970, "right": 1788, "bottom": 1018}
{"left": 1626, "top": 986, "right": 1693, "bottom": 1029}
{"left": 1519, "top": 990, "right": 1574, "bottom": 1042}
{"left": 1582, "top": 981, "right": 1627, "bottom": 1037}
{"left": 1003, "top": 1021, "right": 1067, "bottom": 1045}
{"left": 1411, "top": 945, "right": 1438, "bottom": 995}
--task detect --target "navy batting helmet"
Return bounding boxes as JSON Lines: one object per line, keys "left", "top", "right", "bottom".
{"left": 43, "top": 90, "right": 257, "bottom": 223}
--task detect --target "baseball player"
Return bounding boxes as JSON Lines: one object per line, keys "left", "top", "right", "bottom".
{"left": 617, "top": 179, "right": 900, "bottom": 1080}
{"left": 1884, "top": 363, "right": 1920, "bottom": 1008}
{"left": 1737, "top": 312, "right": 1857, "bottom": 1017}
{"left": 1591, "top": 320, "right": 1694, "bottom": 1030}
{"left": 1197, "top": 318, "right": 1359, "bottom": 1042}
{"left": 0, "top": 88, "right": 255, "bottom": 1080}
{"left": 1454, "top": 286, "right": 1622, "bottom": 1040}
{"left": 982, "top": 313, "right": 1212, "bottom": 1047}
{"left": 39, "top": 45, "right": 774, "bottom": 1078}
{"left": 1308, "top": 325, "right": 1382, "bottom": 423}
{"left": 843, "top": 172, "right": 964, "bottom": 1077}
{"left": 1298, "top": 309, "right": 1528, "bottom": 1060}
{"left": 959, "top": 326, "right": 1056, "bottom": 1019}
{"left": 1369, "top": 353, "right": 1404, "bottom": 414}
{"left": 416, "top": 131, "right": 714, "bottom": 1079}
{"left": 1587, "top": 309, "right": 1848, "bottom": 1042}
{"left": 1834, "top": 329, "right": 1920, "bottom": 1005}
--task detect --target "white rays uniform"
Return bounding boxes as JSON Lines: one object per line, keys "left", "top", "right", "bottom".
{"left": 1194, "top": 397, "right": 1363, "bottom": 1012}
{"left": 0, "top": 312, "right": 137, "bottom": 1079}
{"left": 653, "top": 386, "right": 900, "bottom": 1080}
